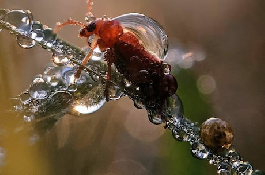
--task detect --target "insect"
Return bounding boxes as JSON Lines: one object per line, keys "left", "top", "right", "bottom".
{"left": 54, "top": 0, "right": 178, "bottom": 114}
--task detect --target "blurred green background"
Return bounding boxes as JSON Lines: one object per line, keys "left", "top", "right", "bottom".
{"left": 0, "top": 0, "right": 265, "bottom": 174}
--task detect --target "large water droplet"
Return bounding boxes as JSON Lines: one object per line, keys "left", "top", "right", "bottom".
{"left": 17, "top": 34, "right": 36, "bottom": 48}
{"left": 4, "top": 10, "right": 33, "bottom": 34}
{"left": 114, "top": 13, "right": 168, "bottom": 60}
{"left": 29, "top": 82, "right": 50, "bottom": 99}
{"left": 191, "top": 142, "right": 209, "bottom": 160}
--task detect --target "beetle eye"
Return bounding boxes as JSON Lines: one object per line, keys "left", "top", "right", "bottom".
{"left": 86, "top": 21, "right": 96, "bottom": 32}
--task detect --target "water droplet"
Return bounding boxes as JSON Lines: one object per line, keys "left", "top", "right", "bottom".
{"left": 166, "top": 94, "right": 184, "bottom": 118}
{"left": 147, "top": 110, "right": 163, "bottom": 125}
{"left": 33, "top": 75, "right": 45, "bottom": 83}
{"left": 23, "top": 112, "right": 35, "bottom": 122}
{"left": 217, "top": 162, "right": 231, "bottom": 175}
{"left": 236, "top": 162, "right": 253, "bottom": 175}
{"left": 172, "top": 129, "right": 190, "bottom": 142}
{"left": 91, "top": 47, "right": 103, "bottom": 61}
{"left": 68, "top": 84, "right": 77, "bottom": 92}
{"left": 208, "top": 153, "right": 220, "bottom": 165}
{"left": 114, "top": 13, "right": 168, "bottom": 60}
{"left": 133, "top": 99, "right": 145, "bottom": 109}
{"left": 226, "top": 150, "right": 241, "bottom": 163}
{"left": 16, "top": 34, "right": 36, "bottom": 48}
{"left": 107, "top": 84, "right": 123, "bottom": 100}
{"left": 4, "top": 10, "right": 33, "bottom": 34}
{"left": 0, "top": 9, "right": 9, "bottom": 20}
{"left": 19, "top": 92, "right": 32, "bottom": 104}
{"left": 43, "top": 28, "right": 56, "bottom": 47}
{"left": 29, "top": 82, "right": 50, "bottom": 99}
{"left": 31, "top": 29, "right": 44, "bottom": 42}
{"left": 62, "top": 67, "right": 75, "bottom": 86}
{"left": 73, "top": 98, "right": 106, "bottom": 115}
{"left": 191, "top": 142, "right": 209, "bottom": 160}
{"left": 52, "top": 52, "right": 69, "bottom": 65}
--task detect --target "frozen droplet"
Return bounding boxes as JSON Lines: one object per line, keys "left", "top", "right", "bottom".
{"left": 23, "top": 112, "right": 35, "bottom": 122}
{"left": 236, "top": 162, "right": 253, "bottom": 175}
{"left": 107, "top": 84, "right": 124, "bottom": 100}
{"left": 147, "top": 110, "right": 163, "bottom": 125}
{"left": 172, "top": 129, "right": 190, "bottom": 142}
{"left": 114, "top": 13, "right": 168, "bottom": 60}
{"left": 4, "top": 10, "right": 33, "bottom": 34}
{"left": 52, "top": 52, "right": 69, "bottom": 65}
{"left": 29, "top": 82, "right": 50, "bottom": 99}
{"left": 217, "top": 162, "right": 231, "bottom": 175}
{"left": 191, "top": 142, "right": 209, "bottom": 160}
{"left": 16, "top": 34, "right": 36, "bottom": 49}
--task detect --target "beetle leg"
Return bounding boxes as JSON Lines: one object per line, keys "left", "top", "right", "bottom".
{"left": 53, "top": 19, "right": 86, "bottom": 34}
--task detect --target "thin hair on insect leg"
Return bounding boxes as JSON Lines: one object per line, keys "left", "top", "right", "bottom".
{"left": 53, "top": 18, "right": 86, "bottom": 33}
{"left": 87, "top": 0, "right": 94, "bottom": 17}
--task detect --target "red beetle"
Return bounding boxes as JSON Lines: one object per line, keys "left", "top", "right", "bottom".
{"left": 54, "top": 0, "right": 178, "bottom": 110}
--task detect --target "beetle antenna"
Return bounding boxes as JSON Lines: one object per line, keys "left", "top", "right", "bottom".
{"left": 87, "top": 0, "right": 94, "bottom": 17}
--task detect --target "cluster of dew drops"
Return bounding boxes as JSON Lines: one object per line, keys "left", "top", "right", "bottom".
{"left": 0, "top": 9, "right": 264, "bottom": 175}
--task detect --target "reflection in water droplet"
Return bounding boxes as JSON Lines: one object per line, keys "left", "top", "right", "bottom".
{"left": 147, "top": 110, "right": 163, "bottom": 125}
{"left": 43, "top": 28, "right": 57, "bottom": 47}
{"left": 91, "top": 47, "right": 103, "bottom": 61}
{"left": 114, "top": 13, "right": 168, "bottom": 60}
{"left": 19, "top": 92, "right": 32, "bottom": 104}
{"left": 31, "top": 29, "right": 44, "bottom": 42}
{"left": 52, "top": 52, "right": 69, "bottom": 65}
{"left": 17, "top": 35, "right": 36, "bottom": 49}
{"left": 191, "top": 142, "right": 209, "bottom": 160}
{"left": 107, "top": 84, "right": 124, "bottom": 100}
{"left": 62, "top": 67, "right": 75, "bottom": 86}
{"left": 74, "top": 99, "right": 106, "bottom": 114}
{"left": 29, "top": 82, "right": 50, "bottom": 99}
{"left": 4, "top": 10, "right": 33, "bottom": 34}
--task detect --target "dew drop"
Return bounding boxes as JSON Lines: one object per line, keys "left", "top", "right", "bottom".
{"left": 73, "top": 99, "right": 106, "bottom": 114}
{"left": 236, "top": 162, "right": 253, "bottom": 175}
{"left": 166, "top": 94, "right": 184, "bottom": 118}
{"left": 172, "top": 129, "right": 190, "bottom": 142}
{"left": 31, "top": 29, "right": 44, "bottom": 42}
{"left": 43, "top": 28, "right": 57, "bottom": 47}
{"left": 107, "top": 84, "right": 123, "bottom": 100}
{"left": 16, "top": 34, "right": 36, "bottom": 49}
{"left": 191, "top": 142, "right": 209, "bottom": 160}
{"left": 147, "top": 110, "right": 163, "bottom": 125}
{"left": 29, "top": 82, "right": 50, "bottom": 99}
{"left": 4, "top": 10, "right": 33, "bottom": 34}
{"left": 217, "top": 162, "right": 232, "bottom": 175}
{"left": 19, "top": 92, "right": 32, "bottom": 105}
{"left": 52, "top": 52, "right": 69, "bottom": 65}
